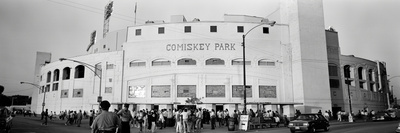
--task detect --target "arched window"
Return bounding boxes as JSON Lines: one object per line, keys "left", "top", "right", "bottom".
{"left": 46, "top": 71, "right": 51, "bottom": 83}
{"left": 177, "top": 58, "right": 196, "bottom": 65}
{"left": 328, "top": 64, "right": 338, "bottom": 76}
{"left": 258, "top": 59, "right": 275, "bottom": 66}
{"left": 152, "top": 59, "right": 171, "bottom": 66}
{"left": 62, "top": 67, "right": 71, "bottom": 80}
{"left": 205, "top": 58, "right": 224, "bottom": 65}
{"left": 343, "top": 65, "right": 351, "bottom": 78}
{"left": 232, "top": 58, "right": 250, "bottom": 65}
{"left": 74, "top": 65, "right": 85, "bottom": 78}
{"left": 53, "top": 69, "right": 60, "bottom": 81}
{"left": 129, "top": 60, "right": 146, "bottom": 67}
{"left": 358, "top": 67, "right": 364, "bottom": 80}
{"left": 368, "top": 69, "right": 373, "bottom": 81}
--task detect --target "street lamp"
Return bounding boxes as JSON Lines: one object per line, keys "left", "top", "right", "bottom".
{"left": 20, "top": 81, "right": 45, "bottom": 112}
{"left": 344, "top": 65, "right": 354, "bottom": 122}
{"left": 59, "top": 58, "right": 103, "bottom": 103}
{"left": 387, "top": 76, "right": 400, "bottom": 109}
{"left": 242, "top": 19, "right": 276, "bottom": 114}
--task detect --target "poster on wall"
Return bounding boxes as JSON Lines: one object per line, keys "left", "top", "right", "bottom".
{"left": 232, "top": 85, "right": 252, "bottom": 98}
{"left": 206, "top": 85, "right": 225, "bottom": 97}
{"left": 151, "top": 85, "right": 171, "bottom": 97}
{"left": 73, "top": 89, "right": 83, "bottom": 97}
{"left": 105, "top": 87, "right": 112, "bottom": 93}
{"left": 61, "top": 90, "right": 68, "bottom": 98}
{"left": 177, "top": 85, "right": 196, "bottom": 97}
{"left": 128, "top": 85, "right": 146, "bottom": 98}
{"left": 259, "top": 85, "right": 276, "bottom": 98}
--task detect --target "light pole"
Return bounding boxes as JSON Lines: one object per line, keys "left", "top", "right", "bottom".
{"left": 59, "top": 58, "right": 103, "bottom": 103}
{"left": 344, "top": 65, "right": 353, "bottom": 122}
{"left": 242, "top": 19, "right": 276, "bottom": 114}
{"left": 20, "top": 81, "right": 45, "bottom": 112}
{"left": 387, "top": 76, "right": 400, "bottom": 109}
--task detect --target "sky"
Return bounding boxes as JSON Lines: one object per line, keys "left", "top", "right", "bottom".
{"left": 1, "top": 0, "right": 399, "bottom": 98}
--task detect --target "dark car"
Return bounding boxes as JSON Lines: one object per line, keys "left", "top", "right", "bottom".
{"left": 288, "top": 113, "right": 330, "bottom": 133}
{"left": 372, "top": 112, "right": 393, "bottom": 121}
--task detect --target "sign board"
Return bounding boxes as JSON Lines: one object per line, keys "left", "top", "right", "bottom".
{"left": 97, "top": 96, "right": 102, "bottom": 102}
{"left": 239, "top": 115, "right": 249, "bottom": 131}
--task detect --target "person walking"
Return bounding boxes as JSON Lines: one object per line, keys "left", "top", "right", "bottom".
{"left": 176, "top": 109, "right": 183, "bottom": 133}
{"left": 137, "top": 110, "right": 145, "bottom": 132}
{"left": 337, "top": 111, "right": 342, "bottom": 122}
{"left": 89, "top": 110, "right": 94, "bottom": 127}
{"left": 210, "top": 109, "right": 216, "bottom": 130}
{"left": 76, "top": 110, "right": 83, "bottom": 127}
{"left": 195, "top": 108, "right": 202, "bottom": 131}
{"left": 148, "top": 112, "right": 157, "bottom": 133}
{"left": 41, "top": 109, "right": 48, "bottom": 125}
{"left": 91, "top": 100, "right": 121, "bottom": 133}
{"left": 117, "top": 104, "right": 133, "bottom": 133}
{"left": 181, "top": 109, "right": 189, "bottom": 133}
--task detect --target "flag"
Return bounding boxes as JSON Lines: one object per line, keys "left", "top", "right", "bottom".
{"left": 134, "top": 2, "right": 137, "bottom": 13}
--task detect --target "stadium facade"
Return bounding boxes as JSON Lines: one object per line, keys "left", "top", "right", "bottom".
{"left": 30, "top": 0, "right": 389, "bottom": 117}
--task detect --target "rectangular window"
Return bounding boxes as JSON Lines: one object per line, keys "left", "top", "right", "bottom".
{"left": 370, "top": 83, "right": 375, "bottom": 92}
{"left": 136, "top": 29, "right": 141, "bottom": 36}
{"left": 45, "top": 85, "right": 50, "bottom": 92}
{"left": 128, "top": 85, "right": 146, "bottom": 98}
{"left": 152, "top": 61, "right": 171, "bottom": 66}
{"left": 106, "top": 64, "right": 114, "bottom": 69}
{"left": 258, "top": 60, "right": 275, "bottom": 66}
{"left": 184, "top": 26, "right": 191, "bottom": 33}
{"left": 52, "top": 83, "right": 59, "bottom": 91}
{"left": 329, "top": 79, "right": 340, "bottom": 88}
{"left": 158, "top": 27, "right": 165, "bottom": 34}
{"left": 206, "top": 85, "right": 226, "bottom": 97}
{"left": 263, "top": 27, "right": 269, "bottom": 34}
{"left": 232, "top": 85, "right": 252, "bottom": 98}
{"left": 328, "top": 65, "right": 338, "bottom": 76}
{"left": 210, "top": 26, "right": 217, "bottom": 32}
{"left": 177, "top": 85, "right": 196, "bottom": 97}
{"left": 151, "top": 85, "right": 171, "bottom": 98}
{"left": 105, "top": 87, "right": 112, "bottom": 93}
{"left": 259, "top": 85, "right": 277, "bottom": 98}
{"left": 237, "top": 26, "right": 244, "bottom": 33}
{"left": 359, "top": 81, "right": 365, "bottom": 89}
{"left": 232, "top": 60, "right": 251, "bottom": 65}
{"left": 130, "top": 62, "right": 146, "bottom": 67}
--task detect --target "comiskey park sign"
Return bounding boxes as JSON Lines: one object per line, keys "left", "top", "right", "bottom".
{"left": 166, "top": 43, "right": 237, "bottom": 51}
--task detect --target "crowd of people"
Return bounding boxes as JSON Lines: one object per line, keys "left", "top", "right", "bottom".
{"left": 33, "top": 104, "right": 299, "bottom": 133}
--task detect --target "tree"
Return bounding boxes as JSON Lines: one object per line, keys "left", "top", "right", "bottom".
{"left": 185, "top": 96, "right": 203, "bottom": 104}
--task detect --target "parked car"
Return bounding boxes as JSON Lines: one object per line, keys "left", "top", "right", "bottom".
{"left": 288, "top": 113, "right": 330, "bottom": 133}
{"left": 396, "top": 122, "right": 400, "bottom": 133}
{"left": 372, "top": 112, "right": 393, "bottom": 121}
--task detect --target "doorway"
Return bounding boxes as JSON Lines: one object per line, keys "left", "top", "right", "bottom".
{"left": 216, "top": 105, "right": 224, "bottom": 112}
{"left": 332, "top": 107, "right": 342, "bottom": 120}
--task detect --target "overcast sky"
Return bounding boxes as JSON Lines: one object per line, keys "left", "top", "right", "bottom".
{"left": 1, "top": 0, "right": 399, "bottom": 97}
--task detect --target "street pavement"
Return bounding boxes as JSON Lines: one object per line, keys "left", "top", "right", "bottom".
{"left": 9, "top": 115, "right": 399, "bottom": 133}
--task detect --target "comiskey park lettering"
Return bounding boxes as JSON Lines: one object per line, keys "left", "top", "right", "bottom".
{"left": 166, "top": 43, "right": 236, "bottom": 51}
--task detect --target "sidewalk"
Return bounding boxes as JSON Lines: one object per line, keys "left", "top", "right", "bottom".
{"left": 17, "top": 115, "right": 283, "bottom": 132}
{"left": 329, "top": 118, "right": 370, "bottom": 125}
